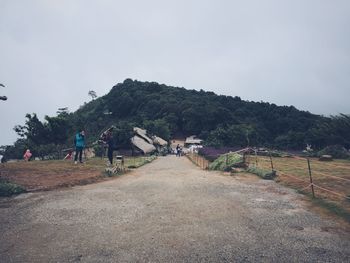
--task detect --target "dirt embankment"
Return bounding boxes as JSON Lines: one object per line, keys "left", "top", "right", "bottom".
{"left": 0, "top": 159, "right": 107, "bottom": 191}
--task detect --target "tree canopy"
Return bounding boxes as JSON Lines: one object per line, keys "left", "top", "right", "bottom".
{"left": 3, "top": 79, "right": 350, "bottom": 159}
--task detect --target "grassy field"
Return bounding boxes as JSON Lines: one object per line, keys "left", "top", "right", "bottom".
{"left": 247, "top": 155, "right": 350, "bottom": 217}
{"left": 0, "top": 156, "right": 156, "bottom": 194}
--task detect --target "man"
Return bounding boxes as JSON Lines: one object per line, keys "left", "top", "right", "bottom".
{"left": 176, "top": 144, "right": 181, "bottom": 157}
{"left": 106, "top": 130, "right": 114, "bottom": 166}
{"left": 99, "top": 126, "right": 115, "bottom": 166}
{"left": 74, "top": 130, "right": 85, "bottom": 164}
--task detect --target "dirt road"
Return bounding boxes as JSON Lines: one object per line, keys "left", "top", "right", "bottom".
{"left": 0, "top": 156, "right": 349, "bottom": 262}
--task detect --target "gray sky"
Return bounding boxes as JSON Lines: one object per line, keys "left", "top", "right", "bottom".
{"left": 1, "top": 0, "right": 349, "bottom": 146}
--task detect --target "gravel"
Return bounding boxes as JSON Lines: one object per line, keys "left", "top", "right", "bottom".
{"left": 0, "top": 155, "right": 349, "bottom": 262}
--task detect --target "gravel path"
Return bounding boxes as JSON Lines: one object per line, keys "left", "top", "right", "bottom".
{"left": 0, "top": 156, "right": 349, "bottom": 262}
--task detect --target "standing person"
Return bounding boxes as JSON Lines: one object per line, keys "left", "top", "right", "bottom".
{"left": 176, "top": 144, "right": 181, "bottom": 157}
{"left": 107, "top": 132, "right": 114, "bottom": 166}
{"left": 74, "top": 130, "right": 85, "bottom": 164}
{"left": 99, "top": 126, "right": 115, "bottom": 166}
{"left": 105, "top": 128, "right": 115, "bottom": 166}
{"left": 23, "top": 149, "right": 32, "bottom": 161}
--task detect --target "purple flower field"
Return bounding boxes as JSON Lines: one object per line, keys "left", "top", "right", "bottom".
{"left": 198, "top": 146, "right": 242, "bottom": 161}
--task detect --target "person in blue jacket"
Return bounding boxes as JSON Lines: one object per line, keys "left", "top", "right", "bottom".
{"left": 74, "top": 129, "right": 85, "bottom": 164}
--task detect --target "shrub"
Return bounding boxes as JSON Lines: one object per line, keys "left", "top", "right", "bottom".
{"left": 93, "top": 144, "right": 106, "bottom": 157}
{"left": 317, "top": 145, "right": 350, "bottom": 159}
{"left": 209, "top": 153, "right": 243, "bottom": 171}
{"left": 198, "top": 147, "right": 241, "bottom": 161}
{"left": 0, "top": 180, "right": 26, "bottom": 196}
{"left": 246, "top": 167, "right": 276, "bottom": 180}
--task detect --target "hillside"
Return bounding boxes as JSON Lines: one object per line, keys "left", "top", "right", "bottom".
{"left": 71, "top": 79, "right": 325, "bottom": 150}
{"left": 5, "top": 79, "right": 350, "bottom": 160}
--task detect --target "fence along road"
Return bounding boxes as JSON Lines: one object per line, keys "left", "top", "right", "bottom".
{"left": 0, "top": 155, "right": 349, "bottom": 262}
{"left": 249, "top": 154, "right": 350, "bottom": 202}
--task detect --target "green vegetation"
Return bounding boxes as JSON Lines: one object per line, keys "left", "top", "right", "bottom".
{"left": 209, "top": 153, "right": 243, "bottom": 171}
{"left": 104, "top": 156, "right": 157, "bottom": 176}
{"left": 125, "top": 155, "right": 157, "bottom": 169}
{"left": 2, "top": 79, "right": 350, "bottom": 160}
{"left": 246, "top": 166, "right": 277, "bottom": 180}
{"left": 0, "top": 180, "right": 26, "bottom": 197}
{"left": 317, "top": 145, "right": 350, "bottom": 159}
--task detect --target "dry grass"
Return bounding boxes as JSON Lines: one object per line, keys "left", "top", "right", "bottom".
{"left": 0, "top": 156, "right": 156, "bottom": 192}
{"left": 247, "top": 155, "right": 350, "bottom": 217}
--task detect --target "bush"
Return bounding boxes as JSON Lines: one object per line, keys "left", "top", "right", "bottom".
{"left": 317, "top": 145, "right": 350, "bottom": 159}
{"left": 246, "top": 167, "right": 276, "bottom": 180}
{"left": 209, "top": 153, "right": 244, "bottom": 171}
{"left": 0, "top": 180, "right": 26, "bottom": 196}
{"left": 93, "top": 144, "right": 106, "bottom": 157}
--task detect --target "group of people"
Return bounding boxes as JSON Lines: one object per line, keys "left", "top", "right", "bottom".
{"left": 21, "top": 129, "right": 183, "bottom": 163}
{"left": 72, "top": 127, "right": 116, "bottom": 166}
{"left": 21, "top": 130, "right": 85, "bottom": 163}
{"left": 21, "top": 128, "right": 115, "bottom": 165}
{"left": 175, "top": 144, "right": 183, "bottom": 157}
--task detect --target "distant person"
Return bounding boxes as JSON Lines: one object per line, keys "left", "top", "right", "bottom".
{"left": 176, "top": 144, "right": 181, "bottom": 157}
{"left": 0, "top": 154, "right": 6, "bottom": 163}
{"left": 74, "top": 130, "right": 85, "bottom": 164}
{"left": 99, "top": 126, "right": 115, "bottom": 166}
{"left": 107, "top": 133, "right": 115, "bottom": 165}
{"left": 105, "top": 128, "right": 115, "bottom": 166}
{"left": 23, "top": 149, "right": 32, "bottom": 161}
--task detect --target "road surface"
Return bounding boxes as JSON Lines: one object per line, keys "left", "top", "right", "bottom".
{"left": 0, "top": 156, "right": 349, "bottom": 262}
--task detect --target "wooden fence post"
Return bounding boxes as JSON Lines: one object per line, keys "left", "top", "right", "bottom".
{"left": 225, "top": 154, "right": 228, "bottom": 170}
{"left": 269, "top": 151, "right": 274, "bottom": 171}
{"left": 307, "top": 158, "right": 315, "bottom": 198}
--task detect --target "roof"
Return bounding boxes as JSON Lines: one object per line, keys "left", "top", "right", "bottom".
{"left": 185, "top": 135, "right": 203, "bottom": 145}
{"left": 131, "top": 136, "right": 156, "bottom": 154}
{"left": 153, "top": 136, "right": 168, "bottom": 146}
{"left": 133, "top": 127, "right": 153, "bottom": 144}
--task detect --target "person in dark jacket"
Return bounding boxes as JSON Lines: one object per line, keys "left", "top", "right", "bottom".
{"left": 74, "top": 130, "right": 85, "bottom": 164}
{"left": 99, "top": 126, "right": 115, "bottom": 165}
{"left": 106, "top": 132, "right": 114, "bottom": 165}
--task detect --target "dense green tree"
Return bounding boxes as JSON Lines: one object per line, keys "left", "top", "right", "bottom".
{"left": 143, "top": 119, "right": 171, "bottom": 141}
{"left": 14, "top": 113, "right": 49, "bottom": 145}
{"left": 206, "top": 124, "right": 260, "bottom": 148}
{"left": 5, "top": 79, "right": 350, "bottom": 159}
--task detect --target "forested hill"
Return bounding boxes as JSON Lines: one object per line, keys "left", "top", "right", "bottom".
{"left": 71, "top": 79, "right": 330, "bottom": 150}
{"left": 5, "top": 78, "right": 349, "bottom": 160}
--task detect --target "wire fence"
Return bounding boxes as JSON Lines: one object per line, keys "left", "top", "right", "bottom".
{"left": 187, "top": 152, "right": 210, "bottom": 170}
{"left": 187, "top": 149, "right": 350, "bottom": 214}
{"left": 246, "top": 153, "right": 350, "bottom": 203}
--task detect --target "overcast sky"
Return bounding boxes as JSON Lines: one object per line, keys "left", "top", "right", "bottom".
{"left": 1, "top": 0, "right": 349, "bottom": 146}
